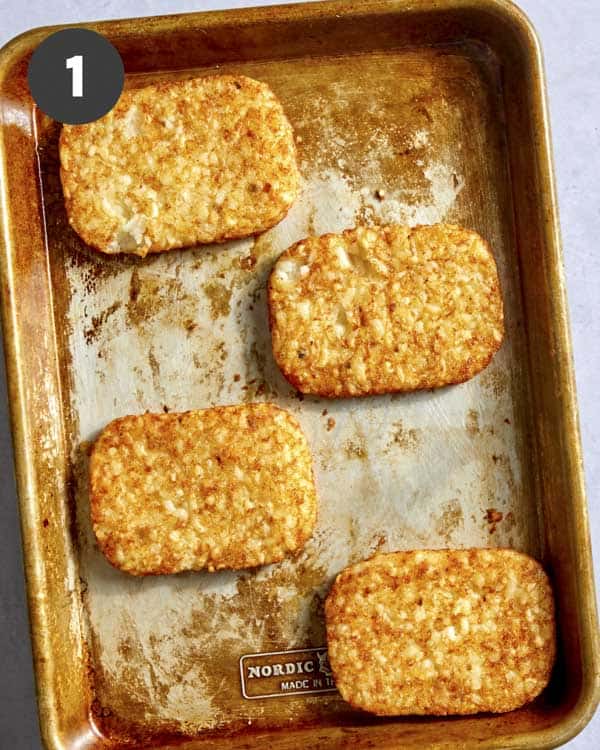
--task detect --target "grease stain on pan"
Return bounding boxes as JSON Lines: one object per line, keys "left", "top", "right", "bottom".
{"left": 388, "top": 420, "right": 421, "bottom": 452}
{"left": 202, "top": 280, "right": 233, "bottom": 319}
{"left": 466, "top": 409, "right": 481, "bottom": 436}
{"left": 343, "top": 439, "right": 368, "bottom": 461}
{"left": 434, "top": 498, "right": 465, "bottom": 543}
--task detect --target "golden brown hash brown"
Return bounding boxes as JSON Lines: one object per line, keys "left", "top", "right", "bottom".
{"left": 89, "top": 403, "right": 317, "bottom": 575}
{"left": 325, "top": 548, "right": 555, "bottom": 716}
{"left": 268, "top": 224, "right": 504, "bottom": 397}
{"left": 60, "top": 75, "right": 299, "bottom": 256}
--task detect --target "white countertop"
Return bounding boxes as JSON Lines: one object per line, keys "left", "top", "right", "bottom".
{"left": 0, "top": 1, "right": 598, "bottom": 748}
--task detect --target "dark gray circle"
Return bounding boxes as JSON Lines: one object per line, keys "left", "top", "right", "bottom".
{"left": 28, "top": 28, "right": 124, "bottom": 125}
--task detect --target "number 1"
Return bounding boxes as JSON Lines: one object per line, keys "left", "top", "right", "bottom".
{"left": 66, "top": 55, "right": 83, "bottom": 98}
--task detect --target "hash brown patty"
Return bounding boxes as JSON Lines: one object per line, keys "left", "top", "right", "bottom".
{"left": 269, "top": 224, "right": 504, "bottom": 397}
{"left": 324, "top": 548, "right": 555, "bottom": 715}
{"left": 89, "top": 403, "right": 317, "bottom": 575}
{"left": 60, "top": 75, "right": 299, "bottom": 256}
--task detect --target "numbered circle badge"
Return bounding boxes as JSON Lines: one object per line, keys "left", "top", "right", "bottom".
{"left": 28, "top": 28, "right": 124, "bottom": 125}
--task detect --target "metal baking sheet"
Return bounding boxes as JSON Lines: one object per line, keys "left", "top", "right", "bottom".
{"left": 1, "top": 2, "right": 598, "bottom": 749}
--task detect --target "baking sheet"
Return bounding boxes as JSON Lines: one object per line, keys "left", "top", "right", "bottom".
{"left": 2, "top": 1, "right": 599, "bottom": 748}
{"left": 35, "top": 45, "right": 539, "bottom": 735}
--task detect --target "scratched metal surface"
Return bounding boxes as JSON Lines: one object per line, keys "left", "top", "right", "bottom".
{"left": 36, "top": 45, "right": 539, "bottom": 738}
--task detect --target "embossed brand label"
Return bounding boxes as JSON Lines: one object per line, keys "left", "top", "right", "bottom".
{"left": 239, "top": 647, "right": 337, "bottom": 699}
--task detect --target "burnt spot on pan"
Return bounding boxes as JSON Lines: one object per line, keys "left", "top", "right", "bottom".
{"left": 485, "top": 507, "right": 504, "bottom": 534}
{"left": 83, "top": 301, "right": 122, "bottom": 345}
